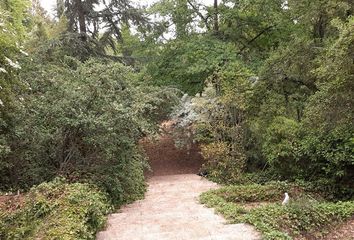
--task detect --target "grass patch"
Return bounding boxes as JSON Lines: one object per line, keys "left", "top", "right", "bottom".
{"left": 200, "top": 182, "right": 354, "bottom": 240}
{"left": 0, "top": 178, "right": 111, "bottom": 240}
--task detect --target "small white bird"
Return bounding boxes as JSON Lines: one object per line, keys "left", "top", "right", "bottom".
{"left": 282, "top": 192, "right": 290, "bottom": 205}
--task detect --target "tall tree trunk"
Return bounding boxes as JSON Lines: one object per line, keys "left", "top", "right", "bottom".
{"left": 75, "top": 0, "right": 86, "bottom": 34}
{"left": 213, "top": 0, "right": 219, "bottom": 34}
{"left": 313, "top": 13, "right": 326, "bottom": 41}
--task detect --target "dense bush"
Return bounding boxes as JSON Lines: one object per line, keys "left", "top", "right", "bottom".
{"left": 201, "top": 141, "right": 244, "bottom": 184}
{"left": 0, "top": 179, "right": 111, "bottom": 240}
{"left": 297, "top": 18, "right": 354, "bottom": 194}
{"left": 190, "top": 16, "right": 354, "bottom": 199}
{"left": 0, "top": 57, "right": 178, "bottom": 205}
{"left": 170, "top": 61, "right": 254, "bottom": 184}
{"left": 262, "top": 117, "right": 302, "bottom": 177}
{"left": 0, "top": 0, "right": 30, "bottom": 170}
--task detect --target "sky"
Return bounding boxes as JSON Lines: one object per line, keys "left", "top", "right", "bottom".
{"left": 39, "top": 0, "right": 215, "bottom": 17}
{"left": 39, "top": 0, "right": 157, "bottom": 17}
{"left": 39, "top": 0, "right": 157, "bottom": 11}
{"left": 39, "top": 0, "right": 214, "bottom": 39}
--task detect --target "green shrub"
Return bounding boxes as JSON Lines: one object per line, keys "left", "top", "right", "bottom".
{"left": 200, "top": 183, "right": 354, "bottom": 240}
{"left": 0, "top": 179, "right": 111, "bottom": 240}
{"left": 202, "top": 182, "right": 317, "bottom": 204}
{"left": 200, "top": 141, "right": 245, "bottom": 184}
{"left": 243, "top": 200, "right": 354, "bottom": 240}
{"left": 240, "top": 171, "right": 281, "bottom": 185}
{"left": 0, "top": 58, "right": 178, "bottom": 205}
{"left": 262, "top": 116, "right": 302, "bottom": 177}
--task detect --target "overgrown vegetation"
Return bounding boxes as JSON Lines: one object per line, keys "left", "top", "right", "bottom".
{"left": 0, "top": 0, "right": 353, "bottom": 238}
{"left": 200, "top": 183, "right": 354, "bottom": 239}
{"left": 164, "top": 0, "right": 354, "bottom": 200}
{"left": 0, "top": 179, "right": 111, "bottom": 239}
{"left": 1, "top": 0, "right": 179, "bottom": 237}
{"left": 1, "top": 57, "right": 179, "bottom": 204}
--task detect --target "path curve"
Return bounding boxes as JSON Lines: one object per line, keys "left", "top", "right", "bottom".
{"left": 97, "top": 174, "right": 260, "bottom": 240}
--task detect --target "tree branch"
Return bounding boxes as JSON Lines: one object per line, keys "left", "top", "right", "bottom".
{"left": 186, "top": 0, "right": 210, "bottom": 31}
{"left": 238, "top": 25, "right": 274, "bottom": 53}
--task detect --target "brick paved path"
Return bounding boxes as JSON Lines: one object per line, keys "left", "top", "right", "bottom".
{"left": 96, "top": 174, "right": 260, "bottom": 240}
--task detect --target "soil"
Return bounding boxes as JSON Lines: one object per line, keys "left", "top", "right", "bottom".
{"left": 0, "top": 194, "right": 24, "bottom": 213}
{"left": 140, "top": 121, "right": 205, "bottom": 177}
{"left": 322, "top": 217, "right": 354, "bottom": 240}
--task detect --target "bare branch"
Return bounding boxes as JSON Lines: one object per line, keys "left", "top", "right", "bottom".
{"left": 186, "top": 0, "right": 210, "bottom": 31}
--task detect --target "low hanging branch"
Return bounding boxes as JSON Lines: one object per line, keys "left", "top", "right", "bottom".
{"left": 238, "top": 25, "right": 274, "bottom": 53}
{"left": 215, "top": 26, "right": 275, "bottom": 68}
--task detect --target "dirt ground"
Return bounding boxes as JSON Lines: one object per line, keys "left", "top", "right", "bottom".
{"left": 322, "top": 217, "right": 354, "bottom": 240}
{"left": 0, "top": 194, "right": 24, "bottom": 213}
{"left": 140, "top": 121, "right": 204, "bottom": 177}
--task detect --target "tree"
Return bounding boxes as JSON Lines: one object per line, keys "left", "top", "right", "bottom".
{"left": 147, "top": 35, "right": 239, "bottom": 95}
{"left": 299, "top": 17, "right": 354, "bottom": 188}
{"left": 0, "top": 0, "right": 30, "bottom": 160}
{"left": 58, "top": 0, "right": 147, "bottom": 42}
{"left": 149, "top": 0, "right": 194, "bottom": 39}
{"left": 213, "top": 0, "right": 219, "bottom": 34}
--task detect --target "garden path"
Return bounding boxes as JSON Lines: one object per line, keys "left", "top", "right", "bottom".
{"left": 97, "top": 121, "right": 260, "bottom": 240}
{"left": 96, "top": 174, "right": 260, "bottom": 240}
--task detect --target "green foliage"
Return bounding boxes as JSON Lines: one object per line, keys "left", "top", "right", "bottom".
{"left": 238, "top": 15, "right": 353, "bottom": 198}
{"left": 262, "top": 117, "right": 301, "bottom": 177}
{"left": 147, "top": 35, "right": 238, "bottom": 95}
{"left": 0, "top": 179, "right": 111, "bottom": 240}
{"left": 299, "top": 17, "right": 354, "bottom": 186}
{"left": 0, "top": 0, "right": 31, "bottom": 177}
{"left": 150, "top": 0, "right": 193, "bottom": 38}
{"left": 146, "top": 1, "right": 353, "bottom": 200}
{"left": 243, "top": 200, "right": 354, "bottom": 240}
{"left": 201, "top": 182, "right": 317, "bottom": 204}
{"left": 189, "top": 61, "right": 255, "bottom": 184}
{"left": 201, "top": 141, "right": 244, "bottom": 184}
{"left": 0, "top": 0, "right": 29, "bottom": 74}
{"left": 219, "top": 0, "right": 294, "bottom": 56}
{"left": 1, "top": 0, "right": 354, "bottom": 237}
{"left": 200, "top": 183, "right": 354, "bottom": 240}
{"left": 0, "top": 57, "right": 178, "bottom": 205}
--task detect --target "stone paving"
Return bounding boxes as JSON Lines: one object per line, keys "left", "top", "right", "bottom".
{"left": 96, "top": 174, "right": 261, "bottom": 240}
